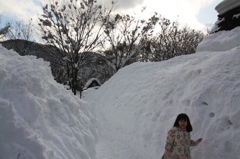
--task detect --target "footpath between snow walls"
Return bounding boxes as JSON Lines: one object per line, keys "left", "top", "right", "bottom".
{"left": 0, "top": 46, "right": 98, "bottom": 159}
{"left": 88, "top": 27, "right": 240, "bottom": 159}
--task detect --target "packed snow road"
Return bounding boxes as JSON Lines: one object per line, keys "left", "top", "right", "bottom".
{"left": 89, "top": 106, "right": 148, "bottom": 159}
{"left": 96, "top": 136, "right": 146, "bottom": 159}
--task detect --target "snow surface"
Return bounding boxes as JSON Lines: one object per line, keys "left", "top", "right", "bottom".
{"left": 0, "top": 47, "right": 98, "bottom": 159}
{"left": 84, "top": 27, "right": 240, "bottom": 159}
{"left": 1, "top": 26, "right": 240, "bottom": 159}
{"left": 197, "top": 27, "right": 240, "bottom": 52}
{"left": 215, "top": 0, "right": 240, "bottom": 15}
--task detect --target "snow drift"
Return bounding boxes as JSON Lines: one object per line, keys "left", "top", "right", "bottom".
{"left": 197, "top": 27, "right": 240, "bottom": 52}
{"left": 1, "top": 26, "right": 240, "bottom": 159}
{"left": 0, "top": 46, "right": 98, "bottom": 159}
{"left": 84, "top": 27, "right": 240, "bottom": 159}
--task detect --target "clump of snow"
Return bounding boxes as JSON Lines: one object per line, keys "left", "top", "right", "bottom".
{"left": 84, "top": 27, "right": 240, "bottom": 159}
{"left": 233, "top": 13, "right": 240, "bottom": 18}
{"left": 197, "top": 27, "right": 240, "bottom": 52}
{"left": 0, "top": 46, "right": 98, "bottom": 159}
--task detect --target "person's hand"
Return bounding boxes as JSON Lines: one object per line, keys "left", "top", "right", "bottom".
{"left": 195, "top": 138, "right": 202, "bottom": 146}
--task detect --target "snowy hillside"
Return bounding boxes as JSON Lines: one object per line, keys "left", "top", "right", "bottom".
{"left": 0, "top": 26, "right": 239, "bottom": 159}
{"left": 0, "top": 47, "right": 98, "bottom": 159}
{"left": 84, "top": 27, "right": 240, "bottom": 159}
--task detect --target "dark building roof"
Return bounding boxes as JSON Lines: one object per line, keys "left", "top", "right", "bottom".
{"left": 213, "top": 0, "right": 240, "bottom": 33}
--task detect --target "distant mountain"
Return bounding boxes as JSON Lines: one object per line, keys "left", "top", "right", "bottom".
{"left": 1, "top": 39, "right": 58, "bottom": 61}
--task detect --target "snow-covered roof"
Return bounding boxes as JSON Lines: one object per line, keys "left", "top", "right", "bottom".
{"left": 215, "top": 0, "right": 240, "bottom": 15}
{"left": 83, "top": 78, "right": 101, "bottom": 90}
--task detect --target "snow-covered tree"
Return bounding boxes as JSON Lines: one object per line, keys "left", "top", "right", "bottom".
{"left": 38, "top": 0, "right": 112, "bottom": 95}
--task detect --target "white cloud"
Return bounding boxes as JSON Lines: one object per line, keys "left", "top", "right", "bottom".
{"left": 0, "top": 0, "right": 49, "bottom": 42}
{"left": 0, "top": 0, "right": 42, "bottom": 22}
{"left": 141, "top": 0, "right": 216, "bottom": 31}
{"left": 98, "top": 0, "right": 145, "bottom": 10}
{"left": 0, "top": 0, "right": 221, "bottom": 38}
{"left": 112, "top": 0, "right": 217, "bottom": 31}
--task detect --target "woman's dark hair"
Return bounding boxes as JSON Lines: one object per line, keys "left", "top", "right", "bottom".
{"left": 173, "top": 113, "right": 192, "bottom": 132}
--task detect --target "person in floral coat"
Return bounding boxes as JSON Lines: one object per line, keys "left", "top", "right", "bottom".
{"left": 162, "top": 113, "right": 202, "bottom": 159}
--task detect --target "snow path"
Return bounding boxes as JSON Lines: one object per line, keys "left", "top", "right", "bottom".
{"left": 83, "top": 91, "right": 148, "bottom": 159}
{"left": 94, "top": 111, "right": 147, "bottom": 159}
{"left": 96, "top": 137, "right": 145, "bottom": 159}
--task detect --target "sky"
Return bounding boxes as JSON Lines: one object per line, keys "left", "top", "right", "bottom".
{"left": 1, "top": 25, "right": 240, "bottom": 158}
{"left": 0, "top": 0, "right": 223, "bottom": 33}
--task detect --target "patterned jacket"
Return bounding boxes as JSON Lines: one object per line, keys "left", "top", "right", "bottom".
{"left": 164, "top": 127, "right": 195, "bottom": 159}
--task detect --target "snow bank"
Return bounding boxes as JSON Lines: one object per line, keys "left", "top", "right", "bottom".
{"left": 0, "top": 46, "right": 98, "bottom": 159}
{"left": 85, "top": 27, "right": 240, "bottom": 159}
{"left": 197, "top": 27, "right": 240, "bottom": 52}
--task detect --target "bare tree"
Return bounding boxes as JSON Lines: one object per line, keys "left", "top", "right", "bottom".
{"left": 147, "top": 16, "right": 204, "bottom": 62}
{"left": 0, "top": 14, "right": 10, "bottom": 41}
{"left": 102, "top": 9, "right": 158, "bottom": 72}
{"left": 38, "top": 0, "right": 112, "bottom": 95}
{"left": 7, "top": 20, "right": 33, "bottom": 41}
{"left": 4, "top": 19, "right": 34, "bottom": 55}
